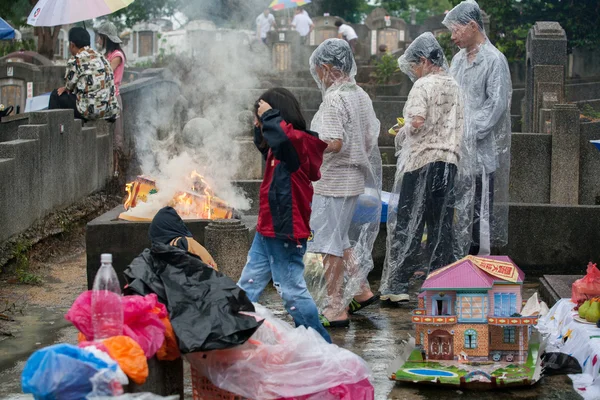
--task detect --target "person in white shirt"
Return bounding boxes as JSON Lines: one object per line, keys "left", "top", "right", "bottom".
{"left": 334, "top": 20, "right": 358, "bottom": 53}
{"left": 256, "top": 8, "right": 276, "bottom": 45}
{"left": 291, "top": 7, "right": 314, "bottom": 45}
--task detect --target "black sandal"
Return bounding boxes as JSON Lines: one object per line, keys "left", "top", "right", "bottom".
{"left": 348, "top": 295, "right": 380, "bottom": 314}
{"left": 319, "top": 314, "right": 350, "bottom": 328}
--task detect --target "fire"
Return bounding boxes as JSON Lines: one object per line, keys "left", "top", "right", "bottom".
{"left": 121, "top": 170, "right": 234, "bottom": 220}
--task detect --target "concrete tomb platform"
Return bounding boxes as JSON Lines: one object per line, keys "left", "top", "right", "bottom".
{"left": 539, "top": 275, "right": 581, "bottom": 307}
{"left": 86, "top": 205, "right": 257, "bottom": 290}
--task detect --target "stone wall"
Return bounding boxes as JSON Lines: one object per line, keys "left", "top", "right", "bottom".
{"left": 504, "top": 203, "right": 600, "bottom": 275}
{"left": 0, "top": 110, "right": 113, "bottom": 243}
{"left": 509, "top": 133, "right": 551, "bottom": 203}
{"left": 579, "top": 122, "right": 600, "bottom": 205}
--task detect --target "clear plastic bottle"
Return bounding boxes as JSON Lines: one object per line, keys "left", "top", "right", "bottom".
{"left": 91, "top": 254, "right": 123, "bottom": 340}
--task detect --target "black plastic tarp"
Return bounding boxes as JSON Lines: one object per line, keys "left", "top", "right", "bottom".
{"left": 124, "top": 243, "right": 262, "bottom": 353}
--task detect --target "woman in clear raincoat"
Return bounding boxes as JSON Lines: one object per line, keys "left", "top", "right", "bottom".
{"left": 443, "top": 0, "right": 513, "bottom": 256}
{"left": 305, "top": 39, "right": 382, "bottom": 327}
{"left": 380, "top": 33, "right": 466, "bottom": 303}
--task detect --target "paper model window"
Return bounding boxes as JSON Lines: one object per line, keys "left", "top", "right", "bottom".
{"left": 494, "top": 293, "right": 517, "bottom": 317}
{"left": 464, "top": 329, "right": 477, "bottom": 349}
{"left": 431, "top": 295, "right": 452, "bottom": 316}
{"left": 458, "top": 294, "right": 487, "bottom": 322}
{"left": 503, "top": 327, "right": 516, "bottom": 343}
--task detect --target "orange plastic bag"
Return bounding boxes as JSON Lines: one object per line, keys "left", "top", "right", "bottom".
{"left": 152, "top": 308, "right": 180, "bottom": 361}
{"left": 572, "top": 262, "right": 600, "bottom": 302}
{"left": 103, "top": 336, "right": 149, "bottom": 385}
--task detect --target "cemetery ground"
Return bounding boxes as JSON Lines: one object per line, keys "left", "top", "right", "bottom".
{"left": 0, "top": 227, "right": 581, "bottom": 400}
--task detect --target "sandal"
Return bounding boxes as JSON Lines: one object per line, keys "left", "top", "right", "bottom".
{"left": 348, "top": 295, "right": 380, "bottom": 314}
{"left": 319, "top": 314, "right": 350, "bottom": 328}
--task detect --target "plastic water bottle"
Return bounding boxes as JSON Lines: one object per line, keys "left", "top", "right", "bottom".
{"left": 91, "top": 254, "right": 123, "bottom": 340}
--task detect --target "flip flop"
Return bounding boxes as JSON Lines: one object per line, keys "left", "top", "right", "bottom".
{"left": 348, "top": 295, "right": 380, "bottom": 314}
{"left": 319, "top": 314, "right": 350, "bottom": 328}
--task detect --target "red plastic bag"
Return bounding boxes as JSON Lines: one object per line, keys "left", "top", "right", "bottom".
{"left": 572, "top": 263, "right": 600, "bottom": 303}
{"left": 66, "top": 291, "right": 166, "bottom": 358}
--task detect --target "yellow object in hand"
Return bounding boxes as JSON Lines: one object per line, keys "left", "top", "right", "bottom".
{"left": 388, "top": 117, "right": 405, "bottom": 136}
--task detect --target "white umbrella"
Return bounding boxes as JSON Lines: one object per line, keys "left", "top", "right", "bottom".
{"left": 27, "top": 0, "right": 134, "bottom": 27}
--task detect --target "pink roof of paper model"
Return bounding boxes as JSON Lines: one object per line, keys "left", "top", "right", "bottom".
{"left": 421, "top": 256, "right": 524, "bottom": 290}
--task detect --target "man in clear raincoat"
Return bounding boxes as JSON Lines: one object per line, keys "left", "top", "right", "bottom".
{"left": 443, "top": 0, "right": 513, "bottom": 256}
{"left": 305, "top": 39, "right": 382, "bottom": 327}
{"left": 379, "top": 33, "right": 466, "bottom": 303}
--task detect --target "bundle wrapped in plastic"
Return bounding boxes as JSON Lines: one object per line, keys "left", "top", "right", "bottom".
{"left": 187, "top": 304, "right": 374, "bottom": 400}
{"left": 380, "top": 32, "right": 470, "bottom": 300}
{"left": 305, "top": 38, "right": 382, "bottom": 320}
{"left": 21, "top": 344, "right": 127, "bottom": 400}
{"left": 443, "top": 0, "right": 512, "bottom": 254}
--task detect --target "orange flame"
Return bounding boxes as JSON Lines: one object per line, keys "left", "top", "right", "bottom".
{"left": 123, "top": 170, "right": 233, "bottom": 220}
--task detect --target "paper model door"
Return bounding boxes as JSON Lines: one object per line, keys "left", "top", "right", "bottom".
{"left": 428, "top": 330, "right": 454, "bottom": 360}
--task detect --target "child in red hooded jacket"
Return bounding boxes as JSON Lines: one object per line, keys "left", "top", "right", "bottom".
{"left": 237, "top": 88, "right": 331, "bottom": 343}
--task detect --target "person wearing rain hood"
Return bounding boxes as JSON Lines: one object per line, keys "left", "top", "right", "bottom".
{"left": 379, "top": 33, "right": 464, "bottom": 304}
{"left": 307, "top": 39, "right": 382, "bottom": 327}
{"left": 443, "top": 0, "right": 512, "bottom": 256}
{"left": 149, "top": 206, "right": 218, "bottom": 270}
{"left": 237, "top": 88, "right": 332, "bottom": 343}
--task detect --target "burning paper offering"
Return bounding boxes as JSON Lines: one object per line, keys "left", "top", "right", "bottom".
{"left": 119, "top": 170, "right": 235, "bottom": 221}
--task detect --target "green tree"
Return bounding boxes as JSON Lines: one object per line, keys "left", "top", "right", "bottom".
{"left": 376, "top": 0, "right": 452, "bottom": 24}
{"left": 448, "top": 0, "right": 600, "bottom": 61}
{"left": 107, "top": 0, "right": 179, "bottom": 29}
{"left": 305, "top": 0, "right": 371, "bottom": 23}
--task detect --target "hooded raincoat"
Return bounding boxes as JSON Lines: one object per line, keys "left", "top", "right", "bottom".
{"left": 443, "top": 0, "right": 513, "bottom": 255}
{"left": 380, "top": 33, "right": 467, "bottom": 298}
{"left": 305, "top": 39, "right": 382, "bottom": 317}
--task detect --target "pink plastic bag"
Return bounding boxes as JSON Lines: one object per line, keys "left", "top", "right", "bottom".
{"left": 66, "top": 291, "right": 166, "bottom": 358}
{"left": 572, "top": 263, "right": 600, "bottom": 303}
{"left": 187, "top": 305, "right": 373, "bottom": 400}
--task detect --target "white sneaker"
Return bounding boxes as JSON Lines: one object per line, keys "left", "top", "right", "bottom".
{"left": 380, "top": 293, "right": 410, "bottom": 303}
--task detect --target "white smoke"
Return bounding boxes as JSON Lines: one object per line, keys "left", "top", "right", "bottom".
{"left": 128, "top": 8, "right": 271, "bottom": 216}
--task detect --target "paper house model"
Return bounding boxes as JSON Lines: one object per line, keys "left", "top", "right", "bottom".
{"left": 413, "top": 256, "right": 538, "bottom": 363}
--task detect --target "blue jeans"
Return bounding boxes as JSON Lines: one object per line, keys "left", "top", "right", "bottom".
{"left": 238, "top": 233, "right": 332, "bottom": 343}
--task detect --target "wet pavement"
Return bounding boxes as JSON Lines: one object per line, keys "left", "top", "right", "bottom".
{"left": 0, "top": 252, "right": 582, "bottom": 399}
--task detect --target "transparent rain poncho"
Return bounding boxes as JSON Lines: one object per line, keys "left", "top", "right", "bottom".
{"left": 443, "top": 0, "right": 513, "bottom": 254}
{"left": 304, "top": 39, "right": 382, "bottom": 319}
{"left": 380, "top": 33, "right": 469, "bottom": 298}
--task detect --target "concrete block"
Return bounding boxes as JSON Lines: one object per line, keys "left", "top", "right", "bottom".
{"left": 86, "top": 206, "right": 210, "bottom": 289}
{"left": 509, "top": 133, "right": 551, "bottom": 203}
{"left": 550, "top": 104, "right": 580, "bottom": 204}
{"left": 0, "top": 138, "right": 42, "bottom": 242}
{"left": 86, "top": 206, "right": 258, "bottom": 289}
{"left": 579, "top": 122, "right": 600, "bottom": 205}
{"left": 204, "top": 219, "right": 250, "bottom": 282}
{"left": 539, "top": 275, "right": 580, "bottom": 306}
{"left": 382, "top": 164, "right": 396, "bottom": 192}
{"left": 504, "top": 203, "right": 600, "bottom": 275}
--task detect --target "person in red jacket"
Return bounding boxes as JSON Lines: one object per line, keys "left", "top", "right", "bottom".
{"left": 237, "top": 87, "right": 331, "bottom": 343}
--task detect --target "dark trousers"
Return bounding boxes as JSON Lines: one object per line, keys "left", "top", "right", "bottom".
{"left": 469, "top": 173, "right": 495, "bottom": 255}
{"left": 388, "top": 162, "right": 457, "bottom": 294}
{"left": 48, "top": 89, "right": 84, "bottom": 120}
{"left": 348, "top": 38, "right": 358, "bottom": 54}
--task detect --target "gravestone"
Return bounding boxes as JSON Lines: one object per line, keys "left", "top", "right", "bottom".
{"left": 309, "top": 16, "right": 338, "bottom": 48}
{"left": 550, "top": 104, "right": 580, "bottom": 205}
{"left": 523, "top": 22, "right": 567, "bottom": 133}
{"left": 268, "top": 30, "right": 301, "bottom": 73}
{"left": 365, "top": 8, "right": 407, "bottom": 56}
